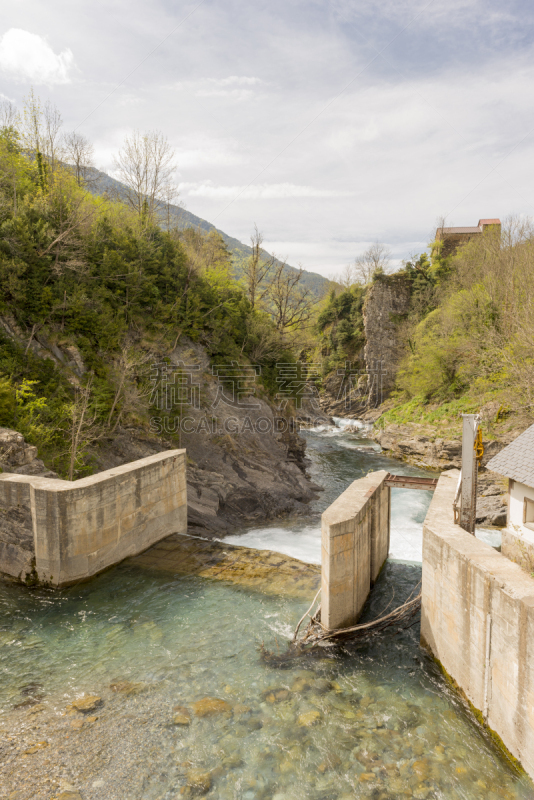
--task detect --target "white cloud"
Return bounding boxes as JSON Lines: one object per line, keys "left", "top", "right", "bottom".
{"left": 212, "top": 76, "right": 263, "bottom": 87}
{"left": 178, "top": 181, "right": 354, "bottom": 199}
{"left": 172, "top": 76, "right": 265, "bottom": 100}
{"left": 0, "top": 28, "right": 74, "bottom": 85}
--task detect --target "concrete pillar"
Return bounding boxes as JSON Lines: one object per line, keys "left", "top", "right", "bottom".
{"left": 321, "top": 470, "right": 389, "bottom": 630}
{"left": 460, "top": 414, "right": 479, "bottom": 533}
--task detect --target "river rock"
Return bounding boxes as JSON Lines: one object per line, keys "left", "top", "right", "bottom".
{"left": 69, "top": 695, "right": 103, "bottom": 713}
{"left": 24, "top": 740, "right": 48, "bottom": 754}
{"left": 173, "top": 706, "right": 192, "bottom": 725}
{"left": 109, "top": 680, "right": 145, "bottom": 696}
{"left": 184, "top": 769, "right": 211, "bottom": 795}
{"left": 297, "top": 710, "right": 321, "bottom": 727}
{"left": 192, "top": 697, "right": 231, "bottom": 717}
{"left": 54, "top": 793, "right": 83, "bottom": 800}
{"left": 262, "top": 688, "right": 290, "bottom": 703}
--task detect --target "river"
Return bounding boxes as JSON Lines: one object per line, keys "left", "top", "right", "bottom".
{"left": 0, "top": 419, "right": 530, "bottom": 799}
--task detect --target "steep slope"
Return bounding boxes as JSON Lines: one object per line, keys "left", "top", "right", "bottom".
{"left": 86, "top": 167, "right": 329, "bottom": 297}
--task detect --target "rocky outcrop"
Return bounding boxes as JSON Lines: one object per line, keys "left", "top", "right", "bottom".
{"left": 319, "top": 274, "right": 412, "bottom": 418}
{"left": 0, "top": 428, "right": 58, "bottom": 582}
{"left": 95, "top": 338, "right": 321, "bottom": 537}
{"left": 0, "top": 315, "right": 86, "bottom": 384}
{"left": 363, "top": 275, "right": 411, "bottom": 406}
{"left": 129, "top": 532, "right": 320, "bottom": 599}
{"left": 0, "top": 428, "right": 58, "bottom": 478}
{"left": 373, "top": 422, "right": 509, "bottom": 526}
{"left": 373, "top": 422, "right": 506, "bottom": 471}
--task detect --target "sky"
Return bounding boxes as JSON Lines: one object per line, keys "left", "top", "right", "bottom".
{"left": 1, "top": 0, "right": 534, "bottom": 277}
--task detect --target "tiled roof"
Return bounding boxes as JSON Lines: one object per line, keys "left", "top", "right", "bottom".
{"left": 478, "top": 218, "right": 501, "bottom": 226}
{"left": 486, "top": 424, "right": 534, "bottom": 488}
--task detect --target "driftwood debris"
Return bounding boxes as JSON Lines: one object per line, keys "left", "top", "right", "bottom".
{"left": 292, "top": 584, "right": 422, "bottom": 647}
{"left": 259, "top": 585, "right": 421, "bottom": 667}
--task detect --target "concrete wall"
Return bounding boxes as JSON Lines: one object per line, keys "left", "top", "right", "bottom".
{"left": 322, "top": 470, "right": 389, "bottom": 630}
{"left": 0, "top": 450, "right": 187, "bottom": 585}
{"left": 422, "top": 469, "right": 534, "bottom": 780}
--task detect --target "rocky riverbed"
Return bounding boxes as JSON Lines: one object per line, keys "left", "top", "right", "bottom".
{"left": 0, "top": 560, "right": 530, "bottom": 800}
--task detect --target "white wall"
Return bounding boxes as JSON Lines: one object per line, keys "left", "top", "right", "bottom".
{"left": 509, "top": 480, "right": 534, "bottom": 542}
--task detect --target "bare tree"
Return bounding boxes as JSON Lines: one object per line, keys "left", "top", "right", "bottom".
{"left": 268, "top": 262, "right": 316, "bottom": 332}
{"left": 106, "top": 341, "right": 153, "bottom": 432}
{"left": 353, "top": 242, "right": 392, "bottom": 284}
{"left": 66, "top": 375, "right": 102, "bottom": 480}
{"left": 242, "top": 225, "right": 275, "bottom": 310}
{"left": 64, "top": 131, "right": 95, "bottom": 186}
{"left": 0, "top": 100, "right": 20, "bottom": 216}
{"left": 335, "top": 263, "right": 357, "bottom": 289}
{"left": 0, "top": 100, "right": 17, "bottom": 130}
{"left": 18, "top": 90, "right": 64, "bottom": 185}
{"left": 113, "top": 130, "right": 176, "bottom": 223}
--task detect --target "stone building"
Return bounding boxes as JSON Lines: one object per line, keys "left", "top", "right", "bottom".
{"left": 435, "top": 218, "right": 501, "bottom": 258}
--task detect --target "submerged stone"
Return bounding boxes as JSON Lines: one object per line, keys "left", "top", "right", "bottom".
{"left": 69, "top": 695, "right": 103, "bottom": 713}
{"left": 110, "top": 680, "right": 145, "bottom": 696}
{"left": 262, "top": 688, "right": 290, "bottom": 703}
{"left": 184, "top": 769, "right": 212, "bottom": 796}
{"left": 193, "top": 697, "right": 231, "bottom": 717}
{"left": 173, "top": 706, "right": 192, "bottom": 725}
{"left": 24, "top": 741, "right": 48, "bottom": 754}
{"left": 297, "top": 710, "right": 321, "bottom": 727}
{"left": 128, "top": 535, "right": 320, "bottom": 600}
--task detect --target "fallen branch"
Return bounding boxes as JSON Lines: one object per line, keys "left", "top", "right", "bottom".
{"left": 293, "top": 583, "right": 421, "bottom": 647}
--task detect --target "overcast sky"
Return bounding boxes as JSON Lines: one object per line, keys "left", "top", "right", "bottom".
{"left": 1, "top": 0, "right": 534, "bottom": 277}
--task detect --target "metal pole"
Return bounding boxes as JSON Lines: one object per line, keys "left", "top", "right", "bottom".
{"left": 460, "top": 414, "right": 479, "bottom": 534}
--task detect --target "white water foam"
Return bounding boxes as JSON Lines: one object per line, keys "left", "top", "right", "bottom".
{"left": 223, "top": 523, "right": 322, "bottom": 565}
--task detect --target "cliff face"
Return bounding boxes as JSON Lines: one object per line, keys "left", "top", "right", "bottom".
{"left": 363, "top": 275, "right": 412, "bottom": 407}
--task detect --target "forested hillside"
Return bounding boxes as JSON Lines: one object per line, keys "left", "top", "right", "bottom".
{"left": 85, "top": 166, "right": 329, "bottom": 297}
{"left": 0, "top": 98, "right": 318, "bottom": 482}
{"left": 377, "top": 223, "right": 534, "bottom": 435}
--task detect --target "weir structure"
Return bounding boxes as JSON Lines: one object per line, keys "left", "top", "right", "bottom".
{"left": 0, "top": 450, "right": 187, "bottom": 586}
{"left": 321, "top": 470, "right": 436, "bottom": 629}
{"left": 321, "top": 467, "right": 534, "bottom": 782}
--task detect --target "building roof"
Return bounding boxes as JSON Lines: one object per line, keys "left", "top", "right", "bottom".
{"left": 486, "top": 424, "right": 534, "bottom": 488}
{"left": 478, "top": 218, "right": 501, "bottom": 226}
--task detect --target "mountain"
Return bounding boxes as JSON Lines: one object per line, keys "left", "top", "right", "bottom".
{"left": 86, "top": 168, "right": 330, "bottom": 297}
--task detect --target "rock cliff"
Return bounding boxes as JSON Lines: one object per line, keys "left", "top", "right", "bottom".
{"left": 363, "top": 274, "right": 412, "bottom": 406}
{"left": 96, "top": 339, "right": 321, "bottom": 536}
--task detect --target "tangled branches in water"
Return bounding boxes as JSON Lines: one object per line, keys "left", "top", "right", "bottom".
{"left": 293, "top": 583, "right": 422, "bottom": 647}
{"left": 259, "top": 584, "right": 421, "bottom": 666}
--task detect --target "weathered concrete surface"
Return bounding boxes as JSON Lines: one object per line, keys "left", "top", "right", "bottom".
{"left": 421, "top": 469, "right": 534, "bottom": 780}
{"left": 321, "top": 470, "right": 389, "bottom": 630}
{"left": 501, "top": 528, "right": 534, "bottom": 573}
{"left": 0, "top": 450, "right": 187, "bottom": 585}
{"left": 129, "top": 533, "right": 320, "bottom": 600}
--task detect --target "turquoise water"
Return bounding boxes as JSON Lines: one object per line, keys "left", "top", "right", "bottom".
{"left": 0, "top": 562, "right": 531, "bottom": 799}
{"left": 0, "top": 421, "right": 531, "bottom": 799}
